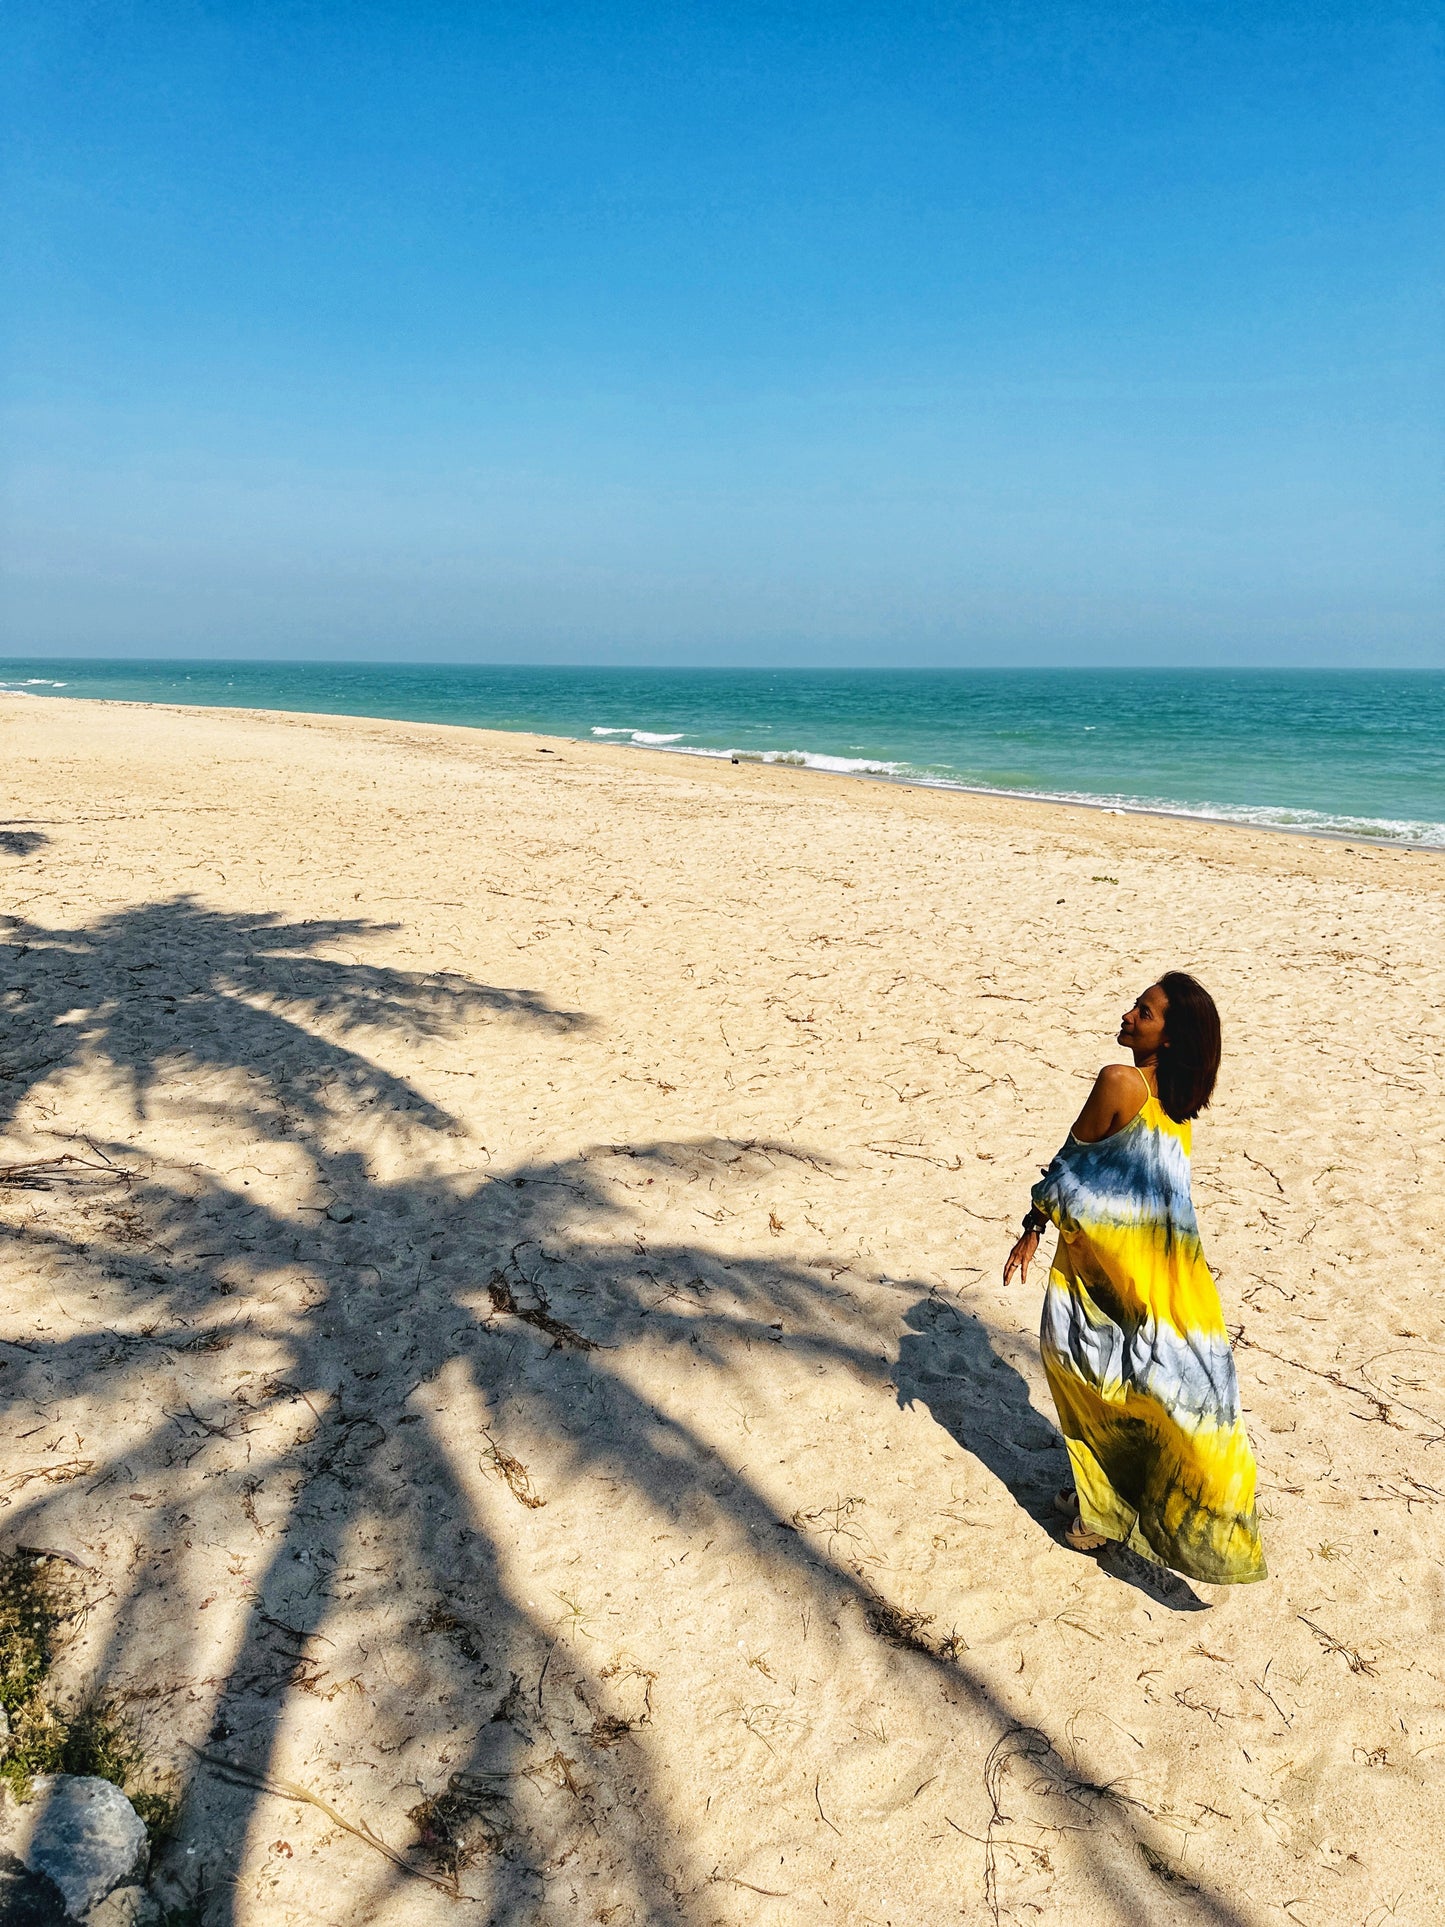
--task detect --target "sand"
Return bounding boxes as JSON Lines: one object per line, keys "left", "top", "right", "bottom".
{"left": 2, "top": 691, "right": 1443, "bottom": 1926}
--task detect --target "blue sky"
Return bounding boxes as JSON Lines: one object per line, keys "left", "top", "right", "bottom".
{"left": 3, "top": 2, "right": 1441, "bottom": 666}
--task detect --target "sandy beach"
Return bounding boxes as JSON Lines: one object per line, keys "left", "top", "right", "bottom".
{"left": 3, "top": 691, "right": 1444, "bottom": 1926}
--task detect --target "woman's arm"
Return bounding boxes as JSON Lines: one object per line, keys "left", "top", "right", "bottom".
{"left": 1003, "top": 1065, "right": 1144, "bottom": 1285}
{"left": 1003, "top": 1212, "right": 1044, "bottom": 1285}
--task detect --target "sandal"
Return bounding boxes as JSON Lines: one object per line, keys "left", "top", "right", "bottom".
{"left": 1052, "top": 1487, "right": 1077, "bottom": 1518}
{"left": 1064, "top": 1514, "right": 1109, "bottom": 1553}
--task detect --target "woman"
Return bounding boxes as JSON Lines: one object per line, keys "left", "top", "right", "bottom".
{"left": 1003, "top": 973, "right": 1266, "bottom": 1584}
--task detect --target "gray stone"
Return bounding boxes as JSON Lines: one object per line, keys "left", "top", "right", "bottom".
{"left": 0, "top": 1845, "right": 70, "bottom": 1925}
{"left": 0, "top": 1776, "right": 148, "bottom": 1922}
{"left": 83, "top": 1883, "right": 162, "bottom": 1926}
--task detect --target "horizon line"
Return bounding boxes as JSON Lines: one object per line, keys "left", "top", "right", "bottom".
{"left": 3, "top": 655, "right": 1444, "bottom": 676}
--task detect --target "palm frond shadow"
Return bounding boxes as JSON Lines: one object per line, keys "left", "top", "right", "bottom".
{"left": 0, "top": 896, "right": 588, "bottom": 1136}
{"left": 0, "top": 827, "right": 48, "bottom": 857}
{"left": 0, "top": 897, "right": 1252, "bottom": 1924}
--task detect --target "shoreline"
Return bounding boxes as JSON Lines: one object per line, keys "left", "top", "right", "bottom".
{"left": 7, "top": 686, "right": 1444, "bottom": 857}
{"left": 624, "top": 735, "right": 1445, "bottom": 853}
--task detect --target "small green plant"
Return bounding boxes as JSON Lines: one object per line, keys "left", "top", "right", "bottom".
{"left": 0, "top": 1550, "right": 64, "bottom": 1715}
{"left": 0, "top": 1553, "right": 180, "bottom": 1844}
{"left": 1092, "top": 875, "right": 1119, "bottom": 884}
{"left": 1, "top": 1550, "right": 73, "bottom": 1801}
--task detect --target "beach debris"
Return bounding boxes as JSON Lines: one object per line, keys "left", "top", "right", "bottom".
{"left": 0, "top": 1775, "right": 149, "bottom": 1923}
{"left": 864, "top": 1600, "right": 935, "bottom": 1653}
{"left": 417, "top": 1607, "right": 492, "bottom": 1664}
{"left": 409, "top": 1771, "right": 512, "bottom": 1878}
{"left": 813, "top": 1775, "right": 842, "bottom": 1836}
{"left": 196, "top": 1752, "right": 459, "bottom": 1897}
{"left": 1235, "top": 1334, "right": 1402, "bottom": 1430}
{"left": 529, "top": 1748, "right": 585, "bottom": 1798}
{"left": 1137, "top": 1840, "right": 1200, "bottom": 1892}
{"left": 789, "top": 1495, "right": 870, "bottom": 1557}
{"left": 479, "top": 1431, "right": 546, "bottom": 1509}
{"left": 596, "top": 1660, "right": 655, "bottom": 1729}
{"left": 0, "top": 1463, "right": 97, "bottom": 1505}
{"left": 1241, "top": 1150, "right": 1285, "bottom": 1194}
{"left": 868, "top": 1141, "right": 964, "bottom": 1171}
{"left": 13, "top": 1548, "right": 95, "bottom": 1574}
{"left": 0, "top": 1152, "right": 133, "bottom": 1193}
{"left": 487, "top": 1266, "right": 595, "bottom": 1351}
{"left": 976, "top": 1724, "right": 1150, "bottom": 1925}
{"left": 1298, "top": 1615, "right": 1378, "bottom": 1676}
{"left": 489, "top": 1676, "right": 524, "bottom": 1725}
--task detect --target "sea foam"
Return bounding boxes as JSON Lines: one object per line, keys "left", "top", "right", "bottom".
{"left": 591, "top": 727, "right": 685, "bottom": 744}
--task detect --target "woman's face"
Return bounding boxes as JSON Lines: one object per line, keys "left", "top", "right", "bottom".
{"left": 1119, "top": 983, "right": 1169, "bottom": 1056}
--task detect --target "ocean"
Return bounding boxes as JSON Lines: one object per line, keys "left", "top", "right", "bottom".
{"left": 3, "top": 659, "right": 1442, "bottom": 848}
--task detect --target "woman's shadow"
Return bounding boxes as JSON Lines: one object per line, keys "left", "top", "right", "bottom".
{"left": 895, "top": 1295, "right": 1209, "bottom": 1611}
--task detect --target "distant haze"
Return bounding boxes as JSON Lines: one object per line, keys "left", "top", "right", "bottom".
{"left": 3, "top": 4, "right": 1441, "bottom": 667}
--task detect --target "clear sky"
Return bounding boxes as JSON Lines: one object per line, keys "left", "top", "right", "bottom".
{"left": 3, "top": 2, "right": 1441, "bottom": 666}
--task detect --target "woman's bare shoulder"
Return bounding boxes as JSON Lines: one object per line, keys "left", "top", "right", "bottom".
{"left": 1070, "top": 1062, "right": 1147, "bottom": 1143}
{"left": 1092, "top": 1061, "right": 1143, "bottom": 1092}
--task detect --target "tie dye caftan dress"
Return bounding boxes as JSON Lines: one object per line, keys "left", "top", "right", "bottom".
{"left": 1031, "top": 1076, "right": 1266, "bottom": 1584}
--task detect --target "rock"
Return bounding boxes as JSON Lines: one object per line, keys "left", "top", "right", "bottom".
{"left": 0, "top": 1703, "right": 10, "bottom": 1752}
{"left": 0, "top": 1777, "right": 148, "bottom": 1923}
{"left": 0, "top": 1846, "right": 70, "bottom": 1925}
{"left": 83, "top": 1883, "right": 162, "bottom": 1926}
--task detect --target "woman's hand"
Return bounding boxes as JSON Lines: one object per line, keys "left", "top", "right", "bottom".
{"left": 1003, "top": 1226, "right": 1040, "bottom": 1287}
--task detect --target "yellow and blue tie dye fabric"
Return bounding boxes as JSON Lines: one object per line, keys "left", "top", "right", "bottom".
{"left": 1031, "top": 1084, "right": 1266, "bottom": 1584}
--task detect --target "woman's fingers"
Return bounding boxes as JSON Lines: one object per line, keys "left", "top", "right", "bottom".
{"left": 1003, "top": 1228, "right": 1040, "bottom": 1287}
{"left": 1003, "top": 1233, "right": 1034, "bottom": 1286}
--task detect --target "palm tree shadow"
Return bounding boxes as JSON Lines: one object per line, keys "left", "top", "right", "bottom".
{"left": 0, "top": 893, "right": 590, "bottom": 1138}
{"left": 1, "top": 895, "right": 1239, "bottom": 1919}
{"left": 896, "top": 1296, "right": 1208, "bottom": 1612}
{"left": 0, "top": 827, "right": 48, "bottom": 856}
{"left": 895, "top": 1294, "right": 1067, "bottom": 1529}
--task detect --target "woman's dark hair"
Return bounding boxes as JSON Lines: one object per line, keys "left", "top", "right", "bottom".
{"left": 1156, "top": 971, "right": 1221, "bottom": 1123}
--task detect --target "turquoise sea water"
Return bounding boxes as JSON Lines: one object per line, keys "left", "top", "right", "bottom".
{"left": 4, "top": 659, "right": 1443, "bottom": 847}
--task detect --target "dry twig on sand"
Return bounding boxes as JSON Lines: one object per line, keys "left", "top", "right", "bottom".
{"left": 0, "top": 1151, "right": 134, "bottom": 1191}
{"left": 1298, "top": 1614, "right": 1378, "bottom": 1676}
{"left": 196, "top": 1750, "right": 466, "bottom": 1899}
{"left": 0, "top": 1460, "right": 96, "bottom": 1501}
{"left": 487, "top": 1267, "right": 596, "bottom": 1352}
{"left": 865, "top": 1599, "right": 936, "bottom": 1653}
{"left": 479, "top": 1429, "right": 547, "bottom": 1509}
{"left": 977, "top": 1723, "right": 1162, "bottom": 1924}
{"left": 868, "top": 1142, "right": 964, "bottom": 1171}
{"left": 1235, "top": 1333, "right": 1399, "bottom": 1429}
